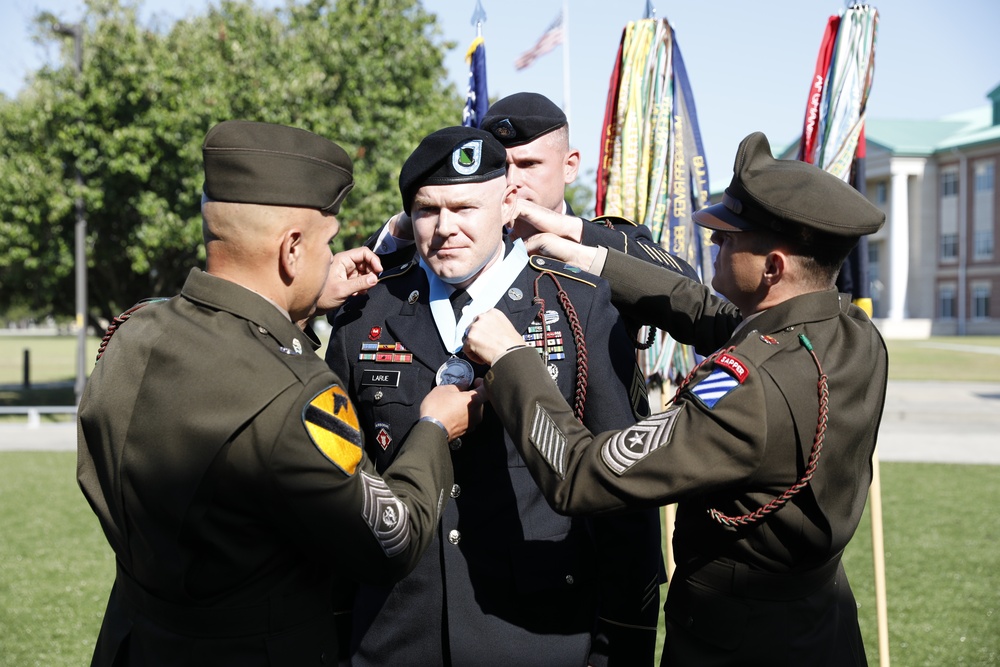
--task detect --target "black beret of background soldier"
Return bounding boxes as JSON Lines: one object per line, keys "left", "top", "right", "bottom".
{"left": 482, "top": 91, "right": 699, "bottom": 278}
{"left": 327, "top": 125, "right": 664, "bottom": 665}
{"left": 463, "top": 130, "right": 888, "bottom": 666}
{"left": 480, "top": 90, "right": 569, "bottom": 147}
{"left": 77, "top": 119, "right": 485, "bottom": 667}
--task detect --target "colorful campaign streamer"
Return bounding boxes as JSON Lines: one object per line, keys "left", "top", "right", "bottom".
{"left": 799, "top": 6, "right": 878, "bottom": 182}
{"left": 797, "top": 5, "right": 879, "bottom": 315}
{"left": 596, "top": 18, "right": 712, "bottom": 383}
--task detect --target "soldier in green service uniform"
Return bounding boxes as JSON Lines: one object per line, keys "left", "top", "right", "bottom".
{"left": 463, "top": 131, "right": 888, "bottom": 666}
{"left": 77, "top": 120, "right": 484, "bottom": 667}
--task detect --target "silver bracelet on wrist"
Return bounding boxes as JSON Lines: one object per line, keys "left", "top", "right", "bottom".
{"left": 418, "top": 415, "right": 449, "bottom": 439}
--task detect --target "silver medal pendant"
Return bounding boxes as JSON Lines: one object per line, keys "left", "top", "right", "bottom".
{"left": 436, "top": 356, "right": 475, "bottom": 390}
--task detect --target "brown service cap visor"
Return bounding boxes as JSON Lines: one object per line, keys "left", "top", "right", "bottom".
{"left": 691, "top": 193, "right": 758, "bottom": 233}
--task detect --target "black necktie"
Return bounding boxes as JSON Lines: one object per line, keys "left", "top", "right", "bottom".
{"left": 449, "top": 288, "right": 471, "bottom": 320}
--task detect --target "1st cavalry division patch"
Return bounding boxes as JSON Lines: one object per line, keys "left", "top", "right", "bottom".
{"left": 303, "top": 384, "right": 363, "bottom": 475}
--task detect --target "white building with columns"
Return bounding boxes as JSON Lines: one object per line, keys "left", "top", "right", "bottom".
{"left": 862, "top": 85, "right": 1000, "bottom": 337}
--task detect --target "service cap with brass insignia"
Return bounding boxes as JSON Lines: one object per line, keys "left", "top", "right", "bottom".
{"left": 693, "top": 131, "right": 885, "bottom": 238}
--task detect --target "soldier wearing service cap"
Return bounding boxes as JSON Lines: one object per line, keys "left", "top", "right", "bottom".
{"left": 327, "top": 126, "right": 664, "bottom": 665}
{"left": 77, "top": 120, "right": 484, "bottom": 666}
{"left": 464, "top": 131, "right": 889, "bottom": 666}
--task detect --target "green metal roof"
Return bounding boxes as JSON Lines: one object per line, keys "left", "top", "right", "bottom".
{"left": 710, "top": 96, "right": 1000, "bottom": 196}
{"left": 865, "top": 118, "right": 970, "bottom": 155}
{"left": 866, "top": 105, "right": 1000, "bottom": 156}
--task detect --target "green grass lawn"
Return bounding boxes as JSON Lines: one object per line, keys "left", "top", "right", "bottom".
{"left": 1, "top": 452, "right": 997, "bottom": 666}
{"left": 1, "top": 334, "right": 999, "bottom": 397}
{"left": 0, "top": 452, "right": 114, "bottom": 667}
{"left": 0, "top": 336, "right": 101, "bottom": 420}
{"left": 885, "top": 336, "right": 1000, "bottom": 382}
{"left": 843, "top": 463, "right": 1000, "bottom": 666}
{"left": 2, "top": 333, "right": 999, "bottom": 663}
{"left": 0, "top": 336, "right": 102, "bottom": 387}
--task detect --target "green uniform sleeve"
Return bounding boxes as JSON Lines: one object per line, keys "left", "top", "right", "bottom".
{"left": 602, "top": 249, "right": 740, "bottom": 356}
{"left": 265, "top": 374, "right": 453, "bottom": 586}
{"left": 484, "top": 346, "right": 768, "bottom": 514}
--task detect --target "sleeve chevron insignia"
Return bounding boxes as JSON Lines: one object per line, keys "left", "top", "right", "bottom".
{"left": 302, "top": 384, "right": 363, "bottom": 475}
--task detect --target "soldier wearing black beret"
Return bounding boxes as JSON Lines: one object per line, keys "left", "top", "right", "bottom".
{"left": 464, "top": 131, "right": 889, "bottom": 666}
{"left": 481, "top": 92, "right": 695, "bottom": 276}
{"left": 78, "top": 119, "right": 484, "bottom": 667}
{"left": 327, "top": 126, "right": 664, "bottom": 665}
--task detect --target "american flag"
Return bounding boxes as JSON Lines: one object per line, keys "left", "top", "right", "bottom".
{"left": 514, "top": 12, "right": 564, "bottom": 71}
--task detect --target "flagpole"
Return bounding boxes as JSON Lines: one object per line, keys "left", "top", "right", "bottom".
{"left": 463, "top": 1, "right": 488, "bottom": 128}
{"left": 562, "top": 0, "right": 571, "bottom": 143}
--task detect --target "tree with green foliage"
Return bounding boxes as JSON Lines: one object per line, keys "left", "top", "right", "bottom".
{"left": 0, "top": 0, "right": 461, "bottom": 325}
{"left": 565, "top": 170, "right": 596, "bottom": 219}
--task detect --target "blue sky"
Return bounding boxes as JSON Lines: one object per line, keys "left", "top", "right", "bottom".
{"left": 3, "top": 0, "right": 998, "bottom": 191}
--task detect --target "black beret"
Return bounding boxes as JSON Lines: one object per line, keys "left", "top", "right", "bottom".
{"left": 202, "top": 120, "right": 354, "bottom": 214}
{"left": 693, "top": 132, "right": 885, "bottom": 238}
{"left": 399, "top": 126, "right": 507, "bottom": 215}
{"left": 481, "top": 92, "right": 568, "bottom": 147}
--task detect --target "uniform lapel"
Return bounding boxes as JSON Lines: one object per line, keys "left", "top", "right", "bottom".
{"left": 382, "top": 274, "right": 450, "bottom": 372}
{"left": 495, "top": 268, "right": 541, "bottom": 334}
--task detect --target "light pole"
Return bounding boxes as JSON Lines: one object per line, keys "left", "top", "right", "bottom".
{"left": 52, "top": 22, "right": 88, "bottom": 405}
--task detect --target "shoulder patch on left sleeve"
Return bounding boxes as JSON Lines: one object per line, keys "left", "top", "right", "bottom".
{"left": 302, "top": 384, "right": 363, "bottom": 475}
{"left": 529, "top": 256, "right": 598, "bottom": 288}
{"left": 715, "top": 353, "right": 749, "bottom": 383}
{"left": 689, "top": 352, "right": 750, "bottom": 410}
